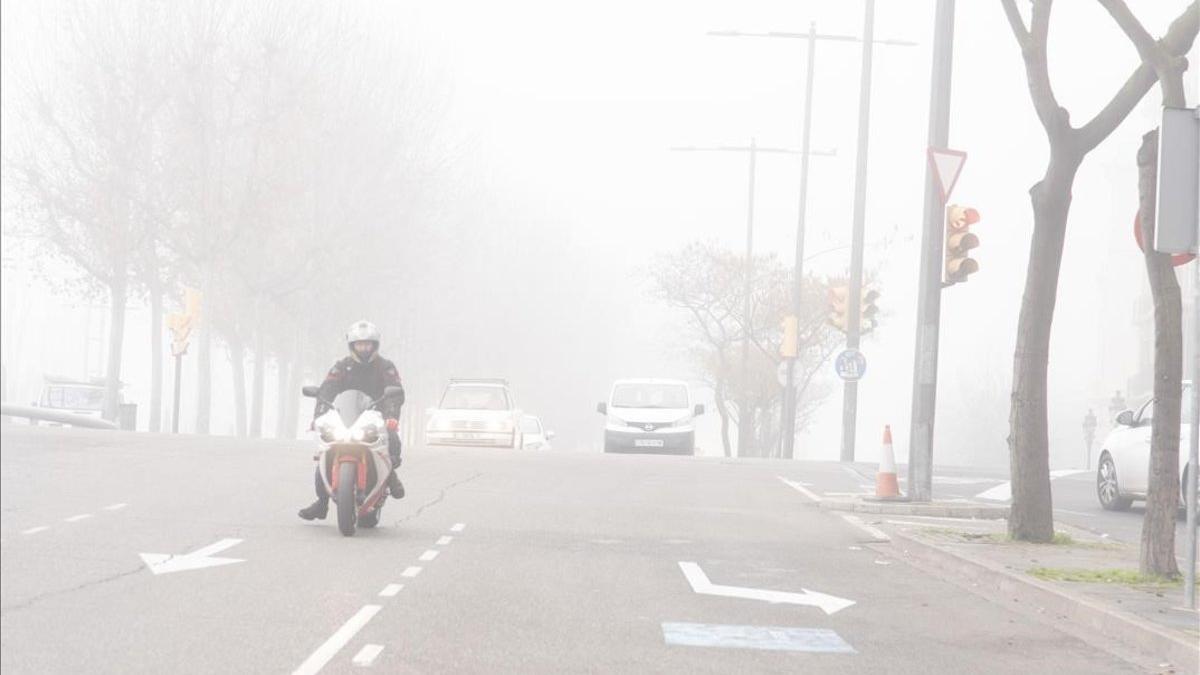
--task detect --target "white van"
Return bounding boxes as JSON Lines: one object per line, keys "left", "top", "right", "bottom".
{"left": 596, "top": 379, "right": 703, "bottom": 455}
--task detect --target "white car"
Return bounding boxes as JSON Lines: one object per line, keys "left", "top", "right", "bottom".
{"left": 520, "top": 415, "right": 555, "bottom": 450}
{"left": 425, "top": 379, "right": 523, "bottom": 449}
{"left": 1096, "top": 381, "right": 1194, "bottom": 511}
{"left": 597, "top": 378, "right": 703, "bottom": 455}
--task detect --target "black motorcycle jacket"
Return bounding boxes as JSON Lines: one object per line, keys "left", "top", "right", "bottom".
{"left": 315, "top": 355, "right": 405, "bottom": 420}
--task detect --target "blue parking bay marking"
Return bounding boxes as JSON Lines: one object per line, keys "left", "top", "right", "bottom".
{"left": 661, "top": 623, "right": 855, "bottom": 653}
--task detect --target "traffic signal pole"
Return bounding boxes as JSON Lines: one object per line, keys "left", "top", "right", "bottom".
{"left": 840, "top": 0, "right": 875, "bottom": 463}
{"left": 907, "top": 0, "right": 955, "bottom": 502}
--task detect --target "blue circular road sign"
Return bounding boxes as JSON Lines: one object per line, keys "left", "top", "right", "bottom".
{"left": 834, "top": 349, "right": 867, "bottom": 381}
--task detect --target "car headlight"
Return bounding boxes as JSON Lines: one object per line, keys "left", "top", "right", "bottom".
{"left": 487, "top": 419, "right": 513, "bottom": 432}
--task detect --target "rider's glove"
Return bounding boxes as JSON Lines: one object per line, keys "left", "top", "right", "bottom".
{"left": 386, "top": 418, "right": 399, "bottom": 432}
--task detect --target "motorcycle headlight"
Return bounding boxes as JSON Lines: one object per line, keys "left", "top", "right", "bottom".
{"left": 316, "top": 417, "right": 346, "bottom": 443}
{"left": 351, "top": 425, "right": 381, "bottom": 443}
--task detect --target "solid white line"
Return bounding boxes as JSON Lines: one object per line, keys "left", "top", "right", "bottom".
{"left": 64, "top": 514, "right": 93, "bottom": 523}
{"left": 839, "top": 514, "right": 890, "bottom": 542}
{"left": 292, "top": 605, "right": 382, "bottom": 675}
{"left": 824, "top": 492, "right": 871, "bottom": 497}
{"left": 401, "top": 566, "right": 422, "bottom": 578}
{"left": 436, "top": 536, "right": 453, "bottom": 546}
{"left": 21, "top": 526, "right": 49, "bottom": 535}
{"left": 102, "top": 503, "right": 128, "bottom": 511}
{"left": 1055, "top": 508, "right": 1096, "bottom": 517}
{"left": 418, "top": 550, "right": 439, "bottom": 562}
{"left": 378, "top": 584, "right": 403, "bottom": 597}
{"left": 352, "top": 644, "right": 384, "bottom": 667}
{"left": 450, "top": 523, "right": 465, "bottom": 532}
{"left": 778, "top": 476, "right": 823, "bottom": 502}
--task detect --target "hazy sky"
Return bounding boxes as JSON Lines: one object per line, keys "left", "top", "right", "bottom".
{"left": 2, "top": 0, "right": 1197, "bottom": 465}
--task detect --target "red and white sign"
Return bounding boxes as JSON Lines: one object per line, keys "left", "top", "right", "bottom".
{"left": 1133, "top": 212, "right": 1196, "bottom": 266}
{"left": 928, "top": 147, "right": 967, "bottom": 202}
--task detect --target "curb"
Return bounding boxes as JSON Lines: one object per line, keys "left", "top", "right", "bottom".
{"left": 818, "top": 498, "right": 1010, "bottom": 519}
{"left": 886, "top": 528, "right": 1199, "bottom": 673}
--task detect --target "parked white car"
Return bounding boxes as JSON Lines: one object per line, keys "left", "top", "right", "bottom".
{"left": 425, "top": 379, "right": 523, "bottom": 449}
{"left": 597, "top": 378, "right": 703, "bottom": 455}
{"left": 520, "top": 415, "right": 555, "bottom": 450}
{"left": 1096, "top": 381, "right": 1194, "bottom": 511}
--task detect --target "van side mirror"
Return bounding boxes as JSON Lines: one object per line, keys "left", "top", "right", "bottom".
{"left": 694, "top": 404, "right": 705, "bottom": 416}
{"left": 301, "top": 386, "right": 319, "bottom": 398}
{"left": 596, "top": 402, "right": 607, "bottom": 415}
{"left": 1115, "top": 410, "right": 1134, "bottom": 427}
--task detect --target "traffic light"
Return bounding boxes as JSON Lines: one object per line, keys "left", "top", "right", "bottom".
{"left": 780, "top": 315, "right": 799, "bottom": 358}
{"left": 828, "top": 284, "right": 849, "bottom": 333}
{"left": 944, "top": 204, "right": 980, "bottom": 284}
{"left": 861, "top": 288, "right": 880, "bottom": 334}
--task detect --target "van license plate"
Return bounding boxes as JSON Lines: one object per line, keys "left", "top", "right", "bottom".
{"left": 635, "top": 439, "right": 665, "bottom": 448}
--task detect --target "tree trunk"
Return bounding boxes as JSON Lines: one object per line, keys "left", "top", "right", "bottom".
{"left": 714, "top": 384, "right": 733, "bottom": 458}
{"left": 195, "top": 314, "right": 212, "bottom": 434}
{"left": 229, "top": 331, "right": 248, "bottom": 437}
{"left": 1008, "top": 152, "right": 1081, "bottom": 542}
{"left": 249, "top": 326, "right": 265, "bottom": 438}
{"left": 148, "top": 283, "right": 164, "bottom": 433}
{"left": 103, "top": 272, "right": 128, "bottom": 422}
{"left": 1136, "top": 129, "right": 1182, "bottom": 578}
{"left": 282, "top": 335, "right": 303, "bottom": 439}
{"left": 274, "top": 348, "right": 290, "bottom": 439}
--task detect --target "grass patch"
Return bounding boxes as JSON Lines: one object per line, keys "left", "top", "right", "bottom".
{"left": 1028, "top": 567, "right": 1181, "bottom": 586}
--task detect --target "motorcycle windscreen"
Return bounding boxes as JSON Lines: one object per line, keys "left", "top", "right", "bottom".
{"left": 332, "top": 390, "right": 372, "bottom": 427}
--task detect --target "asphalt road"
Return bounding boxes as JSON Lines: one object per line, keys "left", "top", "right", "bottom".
{"left": 1, "top": 425, "right": 1141, "bottom": 674}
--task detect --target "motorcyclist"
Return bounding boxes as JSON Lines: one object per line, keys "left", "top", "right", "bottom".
{"left": 299, "top": 320, "right": 406, "bottom": 521}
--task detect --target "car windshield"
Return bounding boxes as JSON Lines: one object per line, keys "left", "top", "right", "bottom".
{"left": 441, "top": 385, "right": 510, "bottom": 411}
{"left": 611, "top": 384, "right": 688, "bottom": 409}
{"left": 45, "top": 386, "right": 105, "bottom": 411}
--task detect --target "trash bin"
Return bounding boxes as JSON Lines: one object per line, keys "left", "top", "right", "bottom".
{"left": 118, "top": 403, "right": 138, "bottom": 431}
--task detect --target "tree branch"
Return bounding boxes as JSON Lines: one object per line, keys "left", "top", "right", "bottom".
{"left": 1000, "top": 0, "right": 1030, "bottom": 49}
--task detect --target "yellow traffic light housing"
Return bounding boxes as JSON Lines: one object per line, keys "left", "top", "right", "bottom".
{"left": 828, "top": 284, "right": 849, "bottom": 333}
{"left": 944, "top": 204, "right": 980, "bottom": 284}
{"left": 780, "top": 315, "right": 799, "bottom": 358}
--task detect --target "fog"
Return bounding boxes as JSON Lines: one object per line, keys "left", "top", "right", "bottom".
{"left": 2, "top": 0, "right": 1196, "bottom": 467}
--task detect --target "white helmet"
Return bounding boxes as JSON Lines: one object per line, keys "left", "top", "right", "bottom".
{"left": 346, "top": 320, "right": 381, "bottom": 362}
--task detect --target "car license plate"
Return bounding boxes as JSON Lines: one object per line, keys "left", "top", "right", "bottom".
{"left": 455, "top": 432, "right": 480, "bottom": 440}
{"left": 635, "top": 439, "right": 665, "bottom": 448}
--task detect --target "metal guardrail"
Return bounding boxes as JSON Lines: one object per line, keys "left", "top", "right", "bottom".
{"left": 0, "top": 403, "right": 119, "bottom": 430}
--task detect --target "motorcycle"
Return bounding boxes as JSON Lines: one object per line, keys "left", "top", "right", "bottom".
{"left": 301, "top": 384, "right": 403, "bottom": 536}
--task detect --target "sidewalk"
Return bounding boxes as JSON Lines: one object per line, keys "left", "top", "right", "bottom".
{"left": 871, "top": 515, "right": 1199, "bottom": 673}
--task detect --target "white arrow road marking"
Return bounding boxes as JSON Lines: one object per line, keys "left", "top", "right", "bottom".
{"left": 293, "top": 605, "right": 381, "bottom": 675}
{"left": 677, "top": 562, "right": 855, "bottom": 615}
{"left": 139, "top": 538, "right": 245, "bottom": 575}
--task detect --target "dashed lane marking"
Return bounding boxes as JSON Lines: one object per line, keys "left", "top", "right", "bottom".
{"left": 419, "top": 550, "right": 439, "bottom": 562}
{"left": 64, "top": 514, "right": 94, "bottom": 523}
{"left": 352, "top": 644, "right": 384, "bottom": 667}
{"left": 21, "top": 526, "right": 49, "bottom": 535}
{"left": 292, "top": 605, "right": 382, "bottom": 675}
{"left": 778, "top": 476, "right": 823, "bottom": 503}
{"left": 378, "top": 584, "right": 403, "bottom": 597}
{"left": 103, "top": 503, "right": 128, "bottom": 511}
{"left": 401, "top": 566, "right": 422, "bottom": 578}
{"left": 450, "top": 523, "right": 465, "bottom": 532}
{"left": 436, "top": 536, "right": 453, "bottom": 545}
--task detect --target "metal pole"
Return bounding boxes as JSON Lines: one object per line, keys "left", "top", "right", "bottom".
{"left": 1185, "top": 256, "right": 1198, "bottom": 608}
{"left": 781, "top": 21, "right": 818, "bottom": 460}
{"left": 741, "top": 139, "right": 757, "bottom": 457}
{"left": 840, "top": 0, "right": 875, "bottom": 463}
{"left": 171, "top": 353, "right": 183, "bottom": 434}
{"left": 906, "top": 0, "right": 955, "bottom": 502}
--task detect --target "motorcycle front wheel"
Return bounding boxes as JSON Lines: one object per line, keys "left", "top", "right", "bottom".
{"left": 336, "top": 462, "right": 358, "bottom": 536}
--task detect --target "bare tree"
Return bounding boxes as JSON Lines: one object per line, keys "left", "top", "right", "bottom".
{"left": 999, "top": 0, "right": 1198, "bottom": 542}
{"left": 650, "top": 242, "right": 839, "bottom": 457}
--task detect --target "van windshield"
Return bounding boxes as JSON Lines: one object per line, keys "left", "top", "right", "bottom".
{"left": 611, "top": 384, "right": 688, "bottom": 409}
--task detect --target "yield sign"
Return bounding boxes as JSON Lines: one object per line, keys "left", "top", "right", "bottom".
{"left": 928, "top": 147, "right": 967, "bottom": 201}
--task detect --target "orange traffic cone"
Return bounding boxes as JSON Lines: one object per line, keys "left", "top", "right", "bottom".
{"left": 875, "top": 425, "right": 900, "bottom": 498}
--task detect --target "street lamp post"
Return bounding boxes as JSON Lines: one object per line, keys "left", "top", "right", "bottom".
{"left": 710, "top": 12, "right": 914, "bottom": 461}
{"left": 671, "top": 141, "right": 834, "bottom": 457}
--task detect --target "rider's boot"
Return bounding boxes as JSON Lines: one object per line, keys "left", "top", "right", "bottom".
{"left": 386, "top": 470, "right": 405, "bottom": 499}
{"left": 298, "top": 496, "right": 329, "bottom": 520}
